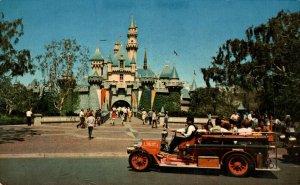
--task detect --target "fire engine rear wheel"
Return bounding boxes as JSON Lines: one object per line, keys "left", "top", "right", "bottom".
{"left": 129, "top": 151, "right": 151, "bottom": 172}
{"left": 225, "top": 154, "right": 253, "bottom": 177}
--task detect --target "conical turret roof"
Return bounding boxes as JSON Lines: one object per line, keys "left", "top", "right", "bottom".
{"left": 90, "top": 48, "right": 104, "bottom": 61}
{"left": 160, "top": 65, "right": 171, "bottom": 79}
{"left": 137, "top": 68, "right": 155, "bottom": 78}
{"left": 107, "top": 55, "right": 113, "bottom": 64}
{"left": 112, "top": 46, "right": 131, "bottom": 67}
{"left": 170, "top": 66, "right": 179, "bottom": 79}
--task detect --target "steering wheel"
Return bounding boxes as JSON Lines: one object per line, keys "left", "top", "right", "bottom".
{"left": 171, "top": 130, "right": 184, "bottom": 136}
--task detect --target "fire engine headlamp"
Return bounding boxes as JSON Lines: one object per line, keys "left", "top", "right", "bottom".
{"left": 288, "top": 137, "right": 296, "bottom": 141}
{"left": 279, "top": 135, "right": 286, "bottom": 139}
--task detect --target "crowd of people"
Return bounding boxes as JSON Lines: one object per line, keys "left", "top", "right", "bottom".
{"left": 140, "top": 108, "right": 169, "bottom": 129}
{"left": 76, "top": 106, "right": 134, "bottom": 139}
{"left": 109, "top": 106, "right": 133, "bottom": 126}
{"left": 203, "top": 111, "right": 271, "bottom": 135}
{"left": 77, "top": 106, "right": 169, "bottom": 135}
{"left": 29, "top": 105, "right": 272, "bottom": 141}
{"left": 76, "top": 107, "right": 103, "bottom": 139}
{"left": 168, "top": 112, "right": 273, "bottom": 153}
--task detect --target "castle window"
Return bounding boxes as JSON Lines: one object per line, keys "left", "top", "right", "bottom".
{"left": 120, "top": 74, "right": 124, "bottom": 82}
{"left": 120, "top": 60, "right": 124, "bottom": 68}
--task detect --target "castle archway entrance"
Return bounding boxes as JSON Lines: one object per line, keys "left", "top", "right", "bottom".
{"left": 112, "top": 100, "right": 130, "bottom": 109}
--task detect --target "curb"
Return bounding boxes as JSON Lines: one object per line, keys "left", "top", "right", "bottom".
{"left": 0, "top": 152, "right": 128, "bottom": 159}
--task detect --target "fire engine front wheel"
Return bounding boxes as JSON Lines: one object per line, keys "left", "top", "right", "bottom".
{"left": 129, "top": 151, "right": 151, "bottom": 172}
{"left": 225, "top": 154, "right": 253, "bottom": 177}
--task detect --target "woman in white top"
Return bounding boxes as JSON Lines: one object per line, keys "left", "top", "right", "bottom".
{"left": 26, "top": 109, "right": 33, "bottom": 126}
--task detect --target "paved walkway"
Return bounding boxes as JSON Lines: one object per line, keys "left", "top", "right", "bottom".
{"left": 0, "top": 117, "right": 287, "bottom": 158}
{"left": 0, "top": 117, "right": 181, "bottom": 158}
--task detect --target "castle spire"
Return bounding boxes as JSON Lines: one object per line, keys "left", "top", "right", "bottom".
{"left": 129, "top": 15, "right": 136, "bottom": 28}
{"left": 190, "top": 76, "right": 197, "bottom": 91}
{"left": 143, "top": 48, "right": 147, "bottom": 70}
{"left": 126, "top": 16, "right": 138, "bottom": 62}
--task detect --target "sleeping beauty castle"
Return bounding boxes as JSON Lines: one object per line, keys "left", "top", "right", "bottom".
{"left": 75, "top": 16, "right": 197, "bottom": 113}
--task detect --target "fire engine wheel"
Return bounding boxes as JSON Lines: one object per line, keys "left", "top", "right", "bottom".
{"left": 129, "top": 151, "right": 151, "bottom": 172}
{"left": 225, "top": 154, "right": 253, "bottom": 177}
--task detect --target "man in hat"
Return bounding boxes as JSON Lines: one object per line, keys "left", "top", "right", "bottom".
{"left": 168, "top": 115, "right": 198, "bottom": 154}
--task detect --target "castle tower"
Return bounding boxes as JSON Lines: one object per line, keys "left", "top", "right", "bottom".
{"left": 165, "top": 65, "right": 183, "bottom": 92}
{"left": 126, "top": 16, "right": 138, "bottom": 63}
{"left": 90, "top": 48, "right": 105, "bottom": 76}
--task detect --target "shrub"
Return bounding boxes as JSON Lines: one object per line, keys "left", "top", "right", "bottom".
{"left": 0, "top": 115, "right": 27, "bottom": 125}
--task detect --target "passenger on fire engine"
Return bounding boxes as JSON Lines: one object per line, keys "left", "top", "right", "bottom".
{"left": 168, "top": 115, "right": 198, "bottom": 154}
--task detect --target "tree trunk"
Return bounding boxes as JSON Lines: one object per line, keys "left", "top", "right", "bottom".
{"left": 8, "top": 107, "right": 13, "bottom": 115}
{"left": 54, "top": 89, "right": 70, "bottom": 115}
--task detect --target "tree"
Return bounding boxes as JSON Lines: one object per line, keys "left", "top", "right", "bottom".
{"left": 139, "top": 90, "right": 151, "bottom": 110}
{"left": 0, "top": 76, "right": 37, "bottom": 115}
{"left": 164, "top": 92, "right": 181, "bottom": 113}
{"left": 61, "top": 90, "right": 80, "bottom": 115}
{"left": 189, "top": 87, "right": 235, "bottom": 116}
{"left": 139, "top": 90, "right": 181, "bottom": 114}
{"left": 201, "top": 11, "right": 300, "bottom": 119}
{"left": 37, "top": 39, "right": 89, "bottom": 115}
{"left": 0, "top": 14, "right": 36, "bottom": 116}
{"left": 153, "top": 93, "right": 166, "bottom": 112}
{"left": 0, "top": 14, "right": 34, "bottom": 77}
{"left": 34, "top": 91, "right": 59, "bottom": 116}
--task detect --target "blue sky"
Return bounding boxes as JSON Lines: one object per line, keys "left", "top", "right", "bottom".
{"left": 1, "top": 0, "right": 299, "bottom": 87}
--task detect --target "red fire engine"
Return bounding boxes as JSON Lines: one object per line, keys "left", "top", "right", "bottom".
{"left": 127, "top": 125, "right": 279, "bottom": 177}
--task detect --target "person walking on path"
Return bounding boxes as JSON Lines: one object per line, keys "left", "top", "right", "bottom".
{"left": 26, "top": 108, "right": 33, "bottom": 126}
{"left": 152, "top": 110, "right": 158, "bottom": 128}
{"left": 85, "top": 108, "right": 91, "bottom": 118}
{"left": 148, "top": 109, "right": 153, "bottom": 125}
{"left": 95, "top": 108, "right": 102, "bottom": 126}
{"left": 84, "top": 108, "right": 91, "bottom": 127}
{"left": 124, "top": 107, "right": 128, "bottom": 122}
{"left": 127, "top": 107, "right": 132, "bottom": 122}
{"left": 110, "top": 108, "right": 117, "bottom": 126}
{"left": 163, "top": 111, "right": 169, "bottom": 129}
{"left": 77, "top": 109, "right": 85, "bottom": 128}
{"left": 87, "top": 111, "right": 95, "bottom": 139}
{"left": 141, "top": 109, "right": 147, "bottom": 125}
{"left": 120, "top": 112, "right": 125, "bottom": 126}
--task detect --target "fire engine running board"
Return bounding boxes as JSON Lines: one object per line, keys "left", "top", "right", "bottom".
{"left": 159, "top": 163, "right": 221, "bottom": 169}
{"left": 255, "top": 167, "right": 280, "bottom": 171}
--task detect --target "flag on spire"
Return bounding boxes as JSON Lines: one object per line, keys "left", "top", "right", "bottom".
{"left": 173, "top": 50, "right": 178, "bottom": 56}
{"left": 194, "top": 70, "right": 196, "bottom": 76}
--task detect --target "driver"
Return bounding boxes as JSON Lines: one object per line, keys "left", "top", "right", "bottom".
{"left": 168, "top": 115, "right": 197, "bottom": 154}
